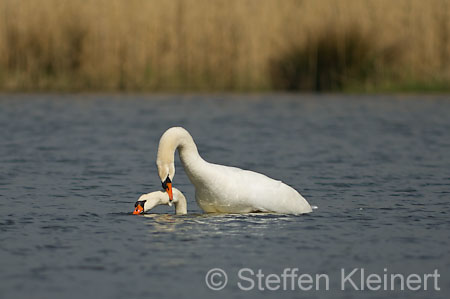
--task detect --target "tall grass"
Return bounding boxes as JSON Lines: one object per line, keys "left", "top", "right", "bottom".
{"left": 0, "top": 0, "right": 449, "bottom": 92}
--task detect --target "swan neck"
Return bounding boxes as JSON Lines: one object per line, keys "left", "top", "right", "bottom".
{"left": 174, "top": 198, "right": 187, "bottom": 215}
{"left": 158, "top": 127, "right": 203, "bottom": 166}
{"left": 173, "top": 189, "right": 187, "bottom": 215}
{"left": 178, "top": 135, "right": 201, "bottom": 163}
{"left": 157, "top": 127, "right": 208, "bottom": 188}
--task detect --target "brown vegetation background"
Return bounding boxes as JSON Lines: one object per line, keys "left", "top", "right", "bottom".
{"left": 0, "top": 0, "right": 449, "bottom": 92}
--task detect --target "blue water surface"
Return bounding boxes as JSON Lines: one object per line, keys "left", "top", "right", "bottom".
{"left": 0, "top": 94, "right": 449, "bottom": 299}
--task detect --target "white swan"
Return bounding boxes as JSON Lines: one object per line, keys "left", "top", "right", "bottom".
{"left": 133, "top": 187, "right": 187, "bottom": 215}
{"left": 155, "top": 127, "right": 312, "bottom": 214}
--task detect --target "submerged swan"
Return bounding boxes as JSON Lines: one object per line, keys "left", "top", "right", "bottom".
{"left": 156, "top": 127, "right": 312, "bottom": 214}
{"left": 133, "top": 187, "right": 187, "bottom": 215}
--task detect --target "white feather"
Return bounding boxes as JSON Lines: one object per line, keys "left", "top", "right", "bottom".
{"left": 156, "top": 127, "right": 312, "bottom": 215}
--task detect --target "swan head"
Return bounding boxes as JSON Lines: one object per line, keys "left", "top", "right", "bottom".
{"left": 156, "top": 149, "right": 175, "bottom": 202}
{"left": 161, "top": 176, "right": 173, "bottom": 203}
{"left": 132, "top": 188, "right": 187, "bottom": 215}
{"left": 132, "top": 190, "right": 171, "bottom": 215}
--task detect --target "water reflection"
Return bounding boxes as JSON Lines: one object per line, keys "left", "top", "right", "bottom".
{"left": 142, "top": 213, "right": 188, "bottom": 233}
{"left": 138, "top": 212, "right": 309, "bottom": 237}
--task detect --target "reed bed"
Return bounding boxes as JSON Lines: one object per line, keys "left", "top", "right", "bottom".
{"left": 0, "top": 0, "right": 449, "bottom": 91}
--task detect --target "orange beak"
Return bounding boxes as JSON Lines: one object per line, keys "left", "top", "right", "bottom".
{"left": 133, "top": 203, "right": 144, "bottom": 215}
{"left": 165, "top": 182, "right": 173, "bottom": 201}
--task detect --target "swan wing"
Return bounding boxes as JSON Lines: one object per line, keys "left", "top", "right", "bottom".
{"left": 194, "top": 163, "right": 312, "bottom": 214}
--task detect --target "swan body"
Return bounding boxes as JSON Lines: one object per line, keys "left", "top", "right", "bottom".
{"left": 156, "top": 127, "right": 312, "bottom": 215}
{"left": 135, "top": 187, "right": 187, "bottom": 215}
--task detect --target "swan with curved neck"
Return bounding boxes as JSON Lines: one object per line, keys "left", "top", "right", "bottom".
{"left": 133, "top": 187, "right": 187, "bottom": 215}
{"left": 155, "top": 127, "right": 312, "bottom": 214}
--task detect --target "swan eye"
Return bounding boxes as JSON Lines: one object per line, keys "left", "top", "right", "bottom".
{"left": 162, "top": 176, "right": 171, "bottom": 190}
{"left": 134, "top": 200, "right": 146, "bottom": 207}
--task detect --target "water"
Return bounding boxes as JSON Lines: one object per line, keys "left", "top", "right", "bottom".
{"left": 0, "top": 94, "right": 449, "bottom": 299}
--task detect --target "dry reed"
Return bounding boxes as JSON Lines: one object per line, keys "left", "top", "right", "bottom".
{"left": 0, "top": 0, "right": 449, "bottom": 91}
